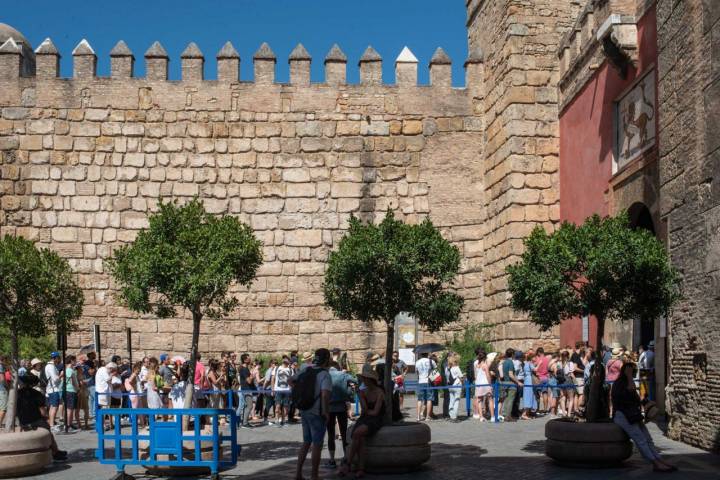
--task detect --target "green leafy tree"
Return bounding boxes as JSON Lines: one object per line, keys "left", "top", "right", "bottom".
{"left": 445, "top": 324, "right": 493, "bottom": 373}
{"left": 107, "top": 199, "right": 263, "bottom": 408}
{"left": 0, "top": 235, "right": 83, "bottom": 429}
{"left": 324, "top": 211, "right": 464, "bottom": 424}
{"left": 506, "top": 213, "right": 680, "bottom": 421}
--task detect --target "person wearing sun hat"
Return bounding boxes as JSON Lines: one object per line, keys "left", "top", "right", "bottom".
{"left": 339, "top": 363, "right": 386, "bottom": 477}
{"left": 16, "top": 374, "right": 67, "bottom": 461}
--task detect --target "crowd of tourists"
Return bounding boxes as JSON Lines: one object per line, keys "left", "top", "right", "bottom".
{"left": 0, "top": 338, "right": 672, "bottom": 474}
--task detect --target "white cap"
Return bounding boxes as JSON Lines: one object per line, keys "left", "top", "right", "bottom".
{"left": 30, "top": 358, "right": 42, "bottom": 367}
{"left": 105, "top": 362, "right": 118, "bottom": 370}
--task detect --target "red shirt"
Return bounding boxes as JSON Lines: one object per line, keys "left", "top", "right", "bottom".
{"left": 194, "top": 361, "right": 205, "bottom": 387}
{"left": 535, "top": 355, "right": 549, "bottom": 379}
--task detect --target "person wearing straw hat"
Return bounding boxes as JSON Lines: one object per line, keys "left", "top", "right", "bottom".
{"left": 339, "top": 364, "right": 385, "bottom": 477}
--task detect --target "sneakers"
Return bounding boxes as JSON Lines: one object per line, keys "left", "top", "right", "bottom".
{"left": 50, "top": 425, "right": 62, "bottom": 433}
{"left": 323, "top": 460, "right": 337, "bottom": 469}
{"left": 473, "top": 414, "right": 480, "bottom": 419}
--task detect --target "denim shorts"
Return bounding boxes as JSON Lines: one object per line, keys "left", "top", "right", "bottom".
{"left": 275, "top": 392, "right": 291, "bottom": 407}
{"left": 417, "top": 383, "right": 432, "bottom": 403}
{"left": 301, "top": 411, "right": 326, "bottom": 445}
{"left": 47, "top": 392, "right": 61, "bottom": 407}
{"left": 65, "top": 392, "right": 78, "bottom": 409}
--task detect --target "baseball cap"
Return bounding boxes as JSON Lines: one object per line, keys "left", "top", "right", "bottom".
{"left": 105, "top": 362, "right": 118, "bottom": 370}
{"left": 331, "top": 347, "right": 341, "bottom": 353}
{"left": 50, "top": 352, "right": 60, "bottom": 359}
{"left": 159, "top": 353, "right": 168, "bottom": 362}
{"left": 110, "top": 355, "right": 121, "bottom": 363}
{"left": 30, "top": 358, "right": 42, "bottom": 367}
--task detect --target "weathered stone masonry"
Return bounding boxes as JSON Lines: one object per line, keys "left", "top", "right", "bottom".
{"left": 657, "top": 0, "right": 720, "bottom": 453}
{"left": 0, "top": 33, "right": 488, "bottom": 365}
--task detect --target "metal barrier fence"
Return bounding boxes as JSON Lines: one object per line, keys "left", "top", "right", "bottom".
{"left": 97, "top": 376, "right": 647, "bottom": 427}
{"left": 95, "top": 406, "right": 238, "bottom": 480}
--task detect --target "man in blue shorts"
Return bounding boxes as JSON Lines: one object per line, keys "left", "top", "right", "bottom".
{"left": 44, "top": 352, "right": 63, "bottom": 431}
{"left": 292, "top": 348, "right": 331, "bottom": 480}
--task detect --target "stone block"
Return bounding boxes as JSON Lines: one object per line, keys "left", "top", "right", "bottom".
{"left": 285, "top": 230, "right": 322, "bottom": 247}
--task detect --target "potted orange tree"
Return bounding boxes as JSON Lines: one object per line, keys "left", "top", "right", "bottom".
{"left": 323, "top": 211, "right": 464, "bottom": 473}
{"left": 506, "top": 212, "right": 680, "bottom": 465}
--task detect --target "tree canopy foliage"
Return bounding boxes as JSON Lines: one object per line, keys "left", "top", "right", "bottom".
{"left": 0, "top": 234, "right": 83, "bottom": 429}
{"left": 506, "top": 212, "right": 680, "bottom": 422}
{"left": 108, "top": 199, "right": 263, "bottom": 321}
{"left": 324, "top": 211, "right": 464, "bottom": 423}
{"left": 324, "top": 211, "right": 464, "bottom": 330}
{"left": 506, "top": 213, "right": 680, "bottom": 330}
{"left": 0, "top": 234, "right": 83, "bottom": 344}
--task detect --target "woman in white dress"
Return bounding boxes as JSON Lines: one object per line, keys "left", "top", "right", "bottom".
{"left": 145, "top": 366, "right": 163, "bottom": 410}
{"left": 474, "top": 351, "right": 494, "bottom": 421}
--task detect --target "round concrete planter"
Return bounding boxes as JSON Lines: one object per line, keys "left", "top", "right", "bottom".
{"left": 348, "top": 421, "right": 431, "bottom": 473}
{"left": 545, "top": 419, "right": 633, "bottom": 466}
{"left": 0, "top": 429, "right": 53, "bottom": 478}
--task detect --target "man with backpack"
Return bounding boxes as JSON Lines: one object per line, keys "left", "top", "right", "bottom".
{"left": 292, "top": 348, "right": 332, "bottom": 480}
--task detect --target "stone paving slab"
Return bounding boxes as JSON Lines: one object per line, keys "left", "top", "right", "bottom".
{"left": 18, "top": 413, "right": 720, "bottom": 480}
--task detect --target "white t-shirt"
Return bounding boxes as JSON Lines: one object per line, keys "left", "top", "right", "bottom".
{"left": 562, "top": 362, "right": 575, "bottom": 379}
{"left": 45, "top": 362, "right": 61, "bottom": 395}
{"left": 416, "top": 357, "right": 433, "bottom": 384}
{"left": 274, "top": 366, "right": 292, "bottom": 392}
{"left": 95, "top": 367, "right": 111, "bottom": 406}
{"left": 170, "top": 380, "right": 187, "bottom": 409}
{"left": 450, "top": 366, "right": 464, "bottom": 386}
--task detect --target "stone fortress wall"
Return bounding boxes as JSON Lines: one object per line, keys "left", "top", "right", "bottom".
{"left": 0, "top": 28, "right": 490, "bottom": 364}
{"left": 465, "top": 0, "right": 582, "bottom": 346}
{"left": 0, "top": 1, "right": 584, "bottom": 363}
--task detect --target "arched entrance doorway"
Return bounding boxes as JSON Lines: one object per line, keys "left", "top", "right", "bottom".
{"left": 627, "top": 202, "right": 656, "bottom": 350}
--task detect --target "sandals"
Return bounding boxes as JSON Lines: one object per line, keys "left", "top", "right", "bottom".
{"left": 338, "top": 459, "right": 351, "bottom": 477}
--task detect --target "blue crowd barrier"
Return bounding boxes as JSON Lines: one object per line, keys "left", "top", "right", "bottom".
{"left": 95, "top": 407, "right": 238, "bottom": 479}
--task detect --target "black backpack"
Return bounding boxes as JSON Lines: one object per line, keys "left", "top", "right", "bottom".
{"left": 465, "top": 359, "right": 475, "bottom": 383}
{"left": 555, "top": 364, "right": 566, "bottom": 385}
{"left": 38, "top": 366, "right": 49, "bottom": 391}
{"left": 291, "top": 367, "right": 320, "bottom": 411}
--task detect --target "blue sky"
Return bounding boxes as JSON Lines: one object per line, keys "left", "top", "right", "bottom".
{"left": 4, "top": 1, "right": 468, "bottom": 86}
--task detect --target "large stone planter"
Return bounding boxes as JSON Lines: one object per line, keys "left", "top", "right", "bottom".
{"left": 0, "top": 429, "right": 53, "bottom": 478}
{"left": 545, "top": 419, "right": 632, "bottom": 466}
{"left": 348, "top": 421, "right": 431, "bottom": 473}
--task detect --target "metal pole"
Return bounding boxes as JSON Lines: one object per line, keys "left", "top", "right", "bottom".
{"left": 61, "top": 322, "right": 68, "bottom": 433}
{"left": 93, "top": 324, "right": 101, "bottom": 365}
{"left": 126, "top": 327, "right": 132, "bottom": 366}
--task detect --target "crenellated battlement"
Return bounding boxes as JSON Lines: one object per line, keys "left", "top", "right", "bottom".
{"left": 0, "top": 37, "right": 482, "bottom": 89}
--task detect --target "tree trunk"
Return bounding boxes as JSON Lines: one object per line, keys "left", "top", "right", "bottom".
{"left": 383, "top": 320, "right": 395, "bottom": 426}
{"left": 585, "top": 314, "right": 609, "bottom": 422}
{"left": 3, "top": 327, "right": 19, "bottom": 431}
{"left": 183, "top": 311, "right": 202, "bottom": 411}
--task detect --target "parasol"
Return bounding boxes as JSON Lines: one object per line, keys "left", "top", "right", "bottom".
{"left": 413, "top": 343, "right": 446, "bottom": 354}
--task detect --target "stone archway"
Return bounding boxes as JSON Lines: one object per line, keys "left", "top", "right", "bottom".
{"left": 627, "top": 202, "right": 657, "bottom": 349}
{"left": 628, "top": 202, "right": 655, "bottom": 235}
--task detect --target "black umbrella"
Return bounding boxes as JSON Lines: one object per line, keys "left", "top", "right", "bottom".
{"left": 413, "top": 343, "right": 446, "bottom": 354}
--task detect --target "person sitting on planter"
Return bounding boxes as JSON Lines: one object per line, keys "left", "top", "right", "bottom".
{"left": 611, "top": 360, "right": 677, "bottom": 473}
{"left": 340, "top": 364, "right": 385, "bottom": 478}
{"left": 16, "top": 374, "right": 67, "bottom": 461}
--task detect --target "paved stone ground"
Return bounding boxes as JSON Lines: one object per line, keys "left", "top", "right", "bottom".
{"left": 20, "top": 410, "right": 720, "bottom": 480}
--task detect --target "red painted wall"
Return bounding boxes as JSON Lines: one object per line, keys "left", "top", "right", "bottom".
{"left": 558, "top": 6, "right": 658, "bottom": 347}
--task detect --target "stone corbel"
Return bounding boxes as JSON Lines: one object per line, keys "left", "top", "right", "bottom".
{"left": 596, "top": 14, "right": 637, "bottom": 79}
